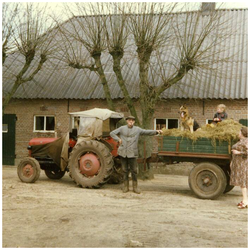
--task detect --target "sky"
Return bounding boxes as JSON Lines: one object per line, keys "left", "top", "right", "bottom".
{"left": 30, "top": 2, "right": 249, "bottom": 10}
{"left": 10, "top": 1, "right": 248, "bottom": 22}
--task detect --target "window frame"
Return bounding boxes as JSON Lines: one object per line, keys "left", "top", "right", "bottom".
{"left": 206, "top": 119, "right": 214, "bottom": 125}
{"left": 154, "top": 118, "right": 179, "bottom": 130}
{"left": 33, "top": 115, "right": 56, "bottom": 133}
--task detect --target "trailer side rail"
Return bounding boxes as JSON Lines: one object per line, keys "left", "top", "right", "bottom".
{"left": 158, "top": 151, "right": 231, "bottom": 160}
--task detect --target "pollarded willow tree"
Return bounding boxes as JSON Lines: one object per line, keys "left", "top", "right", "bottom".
{"left": 2, "top": 2, "right": 19, "bottom": 65}
{"left": 56, "top": 2, "right": 238, "bottom": 178}
{"left": 55, "top": 3, "right": 116, "bottom": 111}
{"left": 2, "top": 3, "right": 58, "bottom": 112}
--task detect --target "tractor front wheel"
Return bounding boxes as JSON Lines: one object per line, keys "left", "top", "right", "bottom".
{"left": 17, "top": 157, "right": 41, "bottom": 183}
{"left": 68, "top": 140, "right": 113, "bottom": 188}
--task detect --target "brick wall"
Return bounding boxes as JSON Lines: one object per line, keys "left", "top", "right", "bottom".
{"left": 3, "top": 98, "right": 248, "bottom": 163}
{"left": 153, "top": 99, "right": 248, "bottom": 127}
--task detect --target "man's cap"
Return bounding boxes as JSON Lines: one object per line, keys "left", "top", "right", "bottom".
{"left": 126, "top": 115, "right": 136, "bottom": 120}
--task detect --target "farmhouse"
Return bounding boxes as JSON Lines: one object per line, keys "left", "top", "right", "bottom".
{"left": 2, "top": 6, "right": 248, "bottom": 165}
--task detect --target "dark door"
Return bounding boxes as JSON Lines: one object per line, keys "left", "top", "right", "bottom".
{"left": 2, "top": 114, "right": 16, "bottom": 165}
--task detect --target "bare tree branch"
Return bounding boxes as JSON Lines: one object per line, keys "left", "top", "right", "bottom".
{"left": 127, "top": 2, "right": 177, "bottom": 127}
{"left": 102, "top": 3, "right": 140, "bottom": 124}
{"left": 155, "top": 6, "right": 237, "bottom": 96}
{"left": 2, "top": 3, "right": 58, "bottom": 112}
{"left": 2, "top": 2, "right": 19, "bottom": 64}
{"left": 56, "top": 3, "right": 115, "bottom": 111}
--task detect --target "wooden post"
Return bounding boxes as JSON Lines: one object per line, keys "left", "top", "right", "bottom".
{"left": 176, "top": 141, "right": 180, "bottom": 152}
{"left": 144, "top": 140, "right": 146, "bottom": 171}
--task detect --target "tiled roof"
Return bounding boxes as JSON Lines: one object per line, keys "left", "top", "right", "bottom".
{"left": 2, "top": 9, "right": 248, "bottom": 100}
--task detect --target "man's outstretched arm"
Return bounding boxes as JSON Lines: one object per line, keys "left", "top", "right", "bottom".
{"left": 139, "top": 128, "right": 163, "bottom": 136}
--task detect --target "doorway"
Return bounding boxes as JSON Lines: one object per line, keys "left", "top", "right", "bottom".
{"left": 2, "top": 114, "right": 16, "bottom": 165}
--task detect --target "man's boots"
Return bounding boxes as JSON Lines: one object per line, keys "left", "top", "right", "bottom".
{"left": 123, "top": 179, "right": 129, "bottom": 193}
{"left": 132, "top": 180, "right": 141, "bottom": 194}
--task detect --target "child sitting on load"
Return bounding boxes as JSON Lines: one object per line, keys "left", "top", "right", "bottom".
{"left": 212, "top": 104, "right": 228, "bottom": 125}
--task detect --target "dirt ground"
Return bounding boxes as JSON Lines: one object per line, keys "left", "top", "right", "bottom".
{"left": 2, "top": 165, "right": 248, "bottom": 248}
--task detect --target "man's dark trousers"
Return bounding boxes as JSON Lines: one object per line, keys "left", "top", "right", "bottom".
{"left": 120, "top": 157, "right": 137, "bottom": 181}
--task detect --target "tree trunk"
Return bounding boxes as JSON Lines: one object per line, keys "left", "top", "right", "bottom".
{"left": 136, "top": 51, "right": 157, "bottom": 179}
{"left": 2, "top": 81, "right": 21, "bottom": 114}
{"left": 93, "top": 55, "right": 115, "bottom": 111}
{"left": 137, "top": 106, "right": 156, "bottom": 180}
{"left": 112, "top": 55, "right": 140, "bottom": 125}
{"left": 2, "top": 57, "right": 33, "bottom": 113}
{"left": 2, "top": 52, "right": 47, "bottom": 113}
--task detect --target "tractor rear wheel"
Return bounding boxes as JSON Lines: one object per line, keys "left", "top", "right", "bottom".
{"left": 68, "top": 140, "right": 113, "bottom": 188}
{"left": 17, "top": 157, "right": 41, "bottom": 183}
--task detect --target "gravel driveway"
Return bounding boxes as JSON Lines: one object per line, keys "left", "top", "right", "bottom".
{"left": 2, "top": 165, "right": 248, "bottom": 248}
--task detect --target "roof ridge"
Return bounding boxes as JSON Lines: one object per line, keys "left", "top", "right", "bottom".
{"left": 73, "top": 8, "right": 248, "bottom": 18}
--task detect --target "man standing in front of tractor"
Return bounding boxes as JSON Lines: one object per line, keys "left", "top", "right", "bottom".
{"left": 110, "top": 116, "right": 163, "bottom": 194}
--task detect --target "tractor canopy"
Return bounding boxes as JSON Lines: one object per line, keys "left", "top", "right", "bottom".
{"left": 69, "top": 108, "right": 124, "bottom": 138}
{"left": 69, "top": 108, "right": 124, "bottom": 120}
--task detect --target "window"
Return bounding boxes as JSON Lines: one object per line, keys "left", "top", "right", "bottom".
{"left": 73, "top": 117, "right": 80, "bottom": 129}
{"left": 2, "top": 124, "right": 8, "bottom": 133}
{"left": 34, "top": 116, "right": 55, "bottom": 132}
{"left": 168, "top": 119, "right": 179, "bottom": 129}
{"left": 155, "top": 119, "right": 167, "bottom": 130}
{"left": 154, "top": 118, "right": 179, "bottom": 130}
{"left": 206, "top": 119, "right": 213, "bottom": 124}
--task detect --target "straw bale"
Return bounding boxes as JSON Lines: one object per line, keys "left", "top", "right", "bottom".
{"left": 162, "top": 119, "right": 243, "bottom": 145}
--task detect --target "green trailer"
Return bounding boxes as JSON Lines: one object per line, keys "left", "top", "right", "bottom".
{"left": 156, "top": 136, "right": 235, "bottom": 200}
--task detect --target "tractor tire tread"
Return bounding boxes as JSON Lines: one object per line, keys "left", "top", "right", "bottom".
{"left": 68, "top": 140, "right": 113, "bottom": 188}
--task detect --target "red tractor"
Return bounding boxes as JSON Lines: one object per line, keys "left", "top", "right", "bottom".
{"left": 17, "top": 108, "right": 124, "bottom": 188}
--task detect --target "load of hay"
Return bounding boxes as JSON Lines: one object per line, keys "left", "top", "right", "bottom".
{"left": 162, "top": 119, "right": 243, "bottom": 145}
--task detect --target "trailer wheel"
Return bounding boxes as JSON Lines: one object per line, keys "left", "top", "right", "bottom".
{"left": 45, "top": 169, "right": 66, "bottom": 179}
{"left": 17, "top": 157, "right": 41, "bottom": 183}
{"left": 68, "top": 140, "right": 113, "bottom": 188}
{"left": 188, "top": 162, "right": 227, "bottom": 200}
